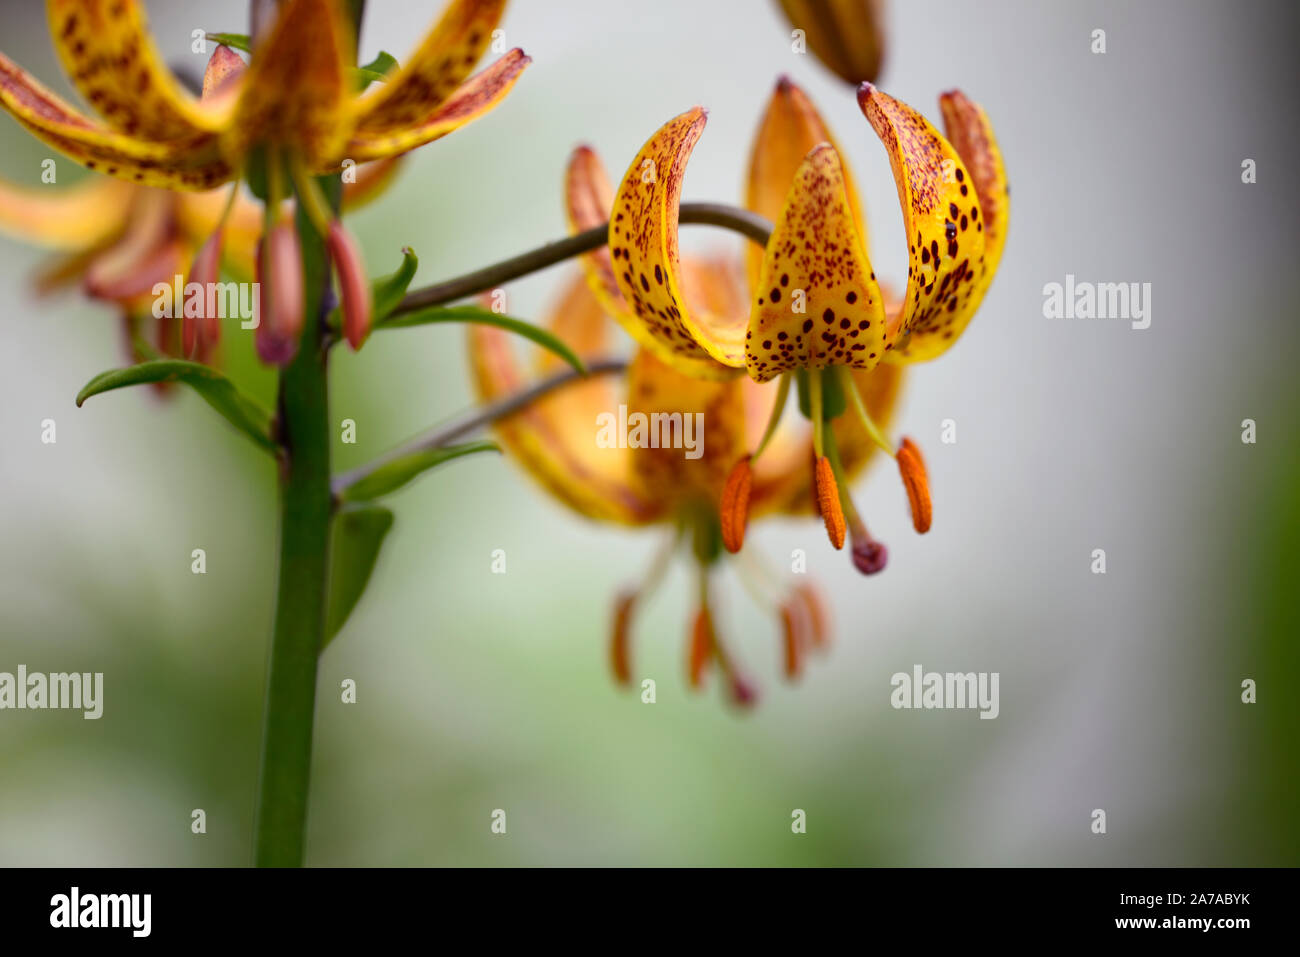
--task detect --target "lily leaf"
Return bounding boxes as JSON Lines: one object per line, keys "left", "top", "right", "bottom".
{"left": 206, "top": 32, "right": 252, "bottom": 54}
{"left": 380, "top": 305, "right": 587, "bottom": 375}
{"left": 338, "top": 441, "right": 500, "bottom": 502}
{"left": 354, "top": 51, "right": 399, "bottom": 90}
{"left": 372, "top": 247, "right": 419, "bottom": 323}
{"left": 328, "top": 246, "right": 418, "bottom": 334}
{"left": 323, "top": 505, "right": 394, "bottom": 649}
{"left": 76, "top": 360, "right": 277, "bottom": 455}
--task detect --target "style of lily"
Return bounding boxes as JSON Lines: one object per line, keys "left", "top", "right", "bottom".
{"left": 591, "top": 78, "right": 1008, "bottom": 568}
{"left": 0, "top": 0, "right": 530, "bottom": 360}
{"left": 466, "top": 87, "right": 907, "bottom": 706}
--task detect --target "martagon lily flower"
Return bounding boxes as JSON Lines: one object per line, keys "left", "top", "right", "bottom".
{"left": 0, "top": 0, "right": 529, "bottom": 360}
{"left": 592, "top": 79, "right": 1008, "bottom": 566}
{"left": 467, "top": 82, "right": 909, "bottom": 707}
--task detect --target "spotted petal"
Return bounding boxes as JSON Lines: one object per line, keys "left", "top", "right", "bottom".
{"left": 886, "top": 89, "right": 1008, "bottom": 363}
{"left": 565, "top": 136, "right": 734, "bottom": 382}
{"left": 345, "top": 48, "right": 530, "bottom": 163}
{"left": 224, "top": 0, "right": 352, "bottom": 168}
{"left": 352, "top": 0, "right": 506, "bottom": 133}
{"left": 605, "top": 109, "right": 746, "bottom": 379}
{"left": 0, "top": 52, "right": 232, "bottom": 189}
{"left": 47, "top": 0, "right": 227, "bottom": 141}
{"left": 857, "top": 84, "right": 987, "bottom": 361}
{"left": 746, "top": 144, "right": 886, "bottom": 382}
{"left": 745, "top": 76, "right": 866, "bottom": 292}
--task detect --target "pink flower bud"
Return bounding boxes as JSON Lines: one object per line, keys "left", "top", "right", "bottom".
{"left": 255, "top": 221, "right": 303, "bottom": 366}
{"left": 182, "top": 230, "right": 224, "bottom": 361}
{"left": 327, "top": 220, "right": 371, "bottom": 351}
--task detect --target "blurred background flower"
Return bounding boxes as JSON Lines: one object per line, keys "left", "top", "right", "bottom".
{"left": 0, "top": 0, "right": 1295, "bottom": 865}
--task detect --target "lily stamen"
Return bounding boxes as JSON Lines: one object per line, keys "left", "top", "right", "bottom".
{"left": 721, "top": 373, "right": 790, "bottom": 554}
{"left": 897, "top": 436, "right": 932, "bottom": 534}
{"left": 609, "top": 527, "right": 680, "bottom": 689}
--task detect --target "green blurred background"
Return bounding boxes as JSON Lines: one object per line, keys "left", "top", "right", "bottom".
{"left": 0, "top": 0, "right": 1295, "bottom": 865}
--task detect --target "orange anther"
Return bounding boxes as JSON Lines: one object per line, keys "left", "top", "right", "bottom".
{"left": 720, "top": 455, "right": 753, "bottom": 553}
{"left": 815, "top": 455, "right": 846, "bottom": 549}
{"left": 897, "top": 437, "right": 932, "bottom": 533}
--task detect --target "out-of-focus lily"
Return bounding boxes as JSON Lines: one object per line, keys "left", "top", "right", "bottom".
{"left": 0, "top": 0, "right": 528, "bottom": 191}
{"left": 776, "top": 0, "right": 886, "bottom": 85}
{"left": 0, "top": 0, "right": 529, "bottom": 362}
{"left": 592, "top": 78, "right": 1008, "bottom": 559}
{"left": 0, "top": 157, "right": 398, "bottom": 367}
{"left": 466, "top": 133, "right": 905, "bottom": 706}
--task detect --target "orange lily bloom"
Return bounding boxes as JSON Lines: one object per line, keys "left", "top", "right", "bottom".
{"left": 467, "top": 94, "right": 906, "bottom": 705}
{"left": 0, "top": 0, "right": 529, "bottom": 191}
{"left": 0, "top": 0, "right": 523, "bottom": 363}
{"left": 0, "top": 158, "right": 397, "bottom": 368}
{"left": 591, "top": 78, "right": 1008, "bottom": 558}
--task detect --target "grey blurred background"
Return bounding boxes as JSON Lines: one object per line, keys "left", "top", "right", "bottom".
{"left": 0, "top": 0, "right": 1295, "bottom": 865}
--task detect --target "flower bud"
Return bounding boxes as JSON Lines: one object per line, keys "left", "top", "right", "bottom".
{"left": 255, "top": 220, "right": 303, "bottom": 366}
{"left": 327, "top": 220, "right": 372, "bottom": 351}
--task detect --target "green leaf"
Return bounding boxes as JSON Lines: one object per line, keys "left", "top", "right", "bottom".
{"left": 353, "top": 51, "right": 399, "bottom": 90}
{"left": 206, "top": 32, "right": 252, "bottom": 54}
{"left": 380, "top": 305, "right": 587, "bottom": 375}
{"left": 76, "top": 360, "right": 277, "bottom": 455}
{"left": 338, "top": 441, "right": 500, "bottom": 502}
{"left": 323, "top": 505, "right": 394, "bottom": 649}
{"left": 372, "top": 247, "right": 419, "bottom": 323}
{"left": 327, "top": 247, "right": 419, "bottom": 334}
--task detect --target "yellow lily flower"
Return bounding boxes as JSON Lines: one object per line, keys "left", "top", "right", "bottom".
{"left": 0, "top": 0, "right": 529, "bottom": 191}
{"left": 589, "top": 78, "right": 1008, "bottom": 555}
{"left": 466, "top": 123, "right": 904, "bottom": 706}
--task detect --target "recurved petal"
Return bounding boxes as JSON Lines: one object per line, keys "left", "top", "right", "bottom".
{"left": 353, "top": 0, "right": 507, "bottom": 132}
{"left": 777, "top": 0, "right": 886, "bottom": 85}
{"left": 624, "top": 348, "right": 749, "bottom": 506}
{"left": 745, "top": 76, "right": 866, "bottom": 291}
{"left": 857, "top": 84, "right": 987, "bottom": 361}
{"left": 607, "top": 108, "right": 747, "bottom": 379}
{"left": 565, "top": 137, "right": 734, "bottom": 382}
{"left": 47, "top": 0, "right": 225, "bottom": 141}
{"left": 225, "top": 0, "right": 352, "bottom": 168}
{"left": 0, "top": 52, "right": 231, "bottom": 189}
{"left": 467, "top": 283, "right": 661, "bottom": 526}
{"left": 344, "top": 48, "right": 529, "bottom": 163}
{"left": 0, "top": 173, "right": 134, "bottom": 250}
{"left": 887, "top": 89, "right": 1008, "bottom": 363}
{"left": 746, "top": 144, "right": 886, "bottom": 382}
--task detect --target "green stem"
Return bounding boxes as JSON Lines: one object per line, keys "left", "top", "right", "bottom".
{"left": 390, "top": 203, "right": 772, "bottom": 318}
{"left": 253, "top": 174, "right": 341, "bottom": 868}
